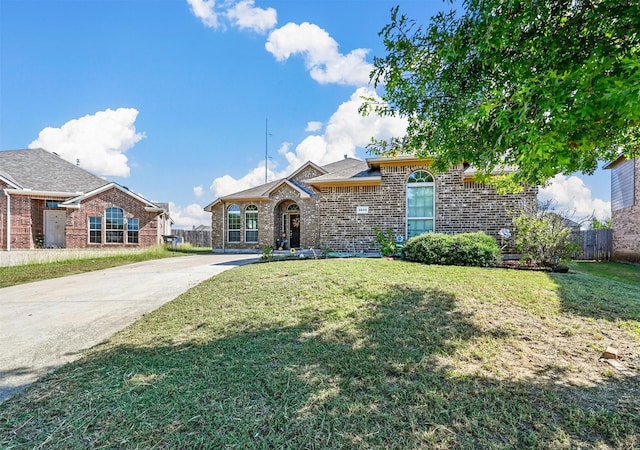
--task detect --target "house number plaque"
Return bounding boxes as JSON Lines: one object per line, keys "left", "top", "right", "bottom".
{"left": 356, "top": 206, "right": 369, "bottom": 214}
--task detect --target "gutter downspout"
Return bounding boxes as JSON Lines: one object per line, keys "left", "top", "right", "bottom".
{"left": 6, "top": 190, "right": 11, "bottom": 251}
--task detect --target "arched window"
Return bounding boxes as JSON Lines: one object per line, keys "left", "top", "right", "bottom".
{"left": 105, "top": 207, "right": 124, "bottom": 243}
{"left": 245, "top": 205, "right": 258, "bottom": 243}
{"left": 406, "top": 170, "right": 434, "bottom": 239}
{"left": 227, "top": 204, "right": 241, "bottom": 242}
{"left": 287, "top": 204, "right": 300, "bottom": 212}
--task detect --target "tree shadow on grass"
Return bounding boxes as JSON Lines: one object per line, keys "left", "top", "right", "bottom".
{"left": 1, "top": 285, "right": 638, "bottom": 449}
{"left": 549, "top": 270, "right": 640, "bottom": 322}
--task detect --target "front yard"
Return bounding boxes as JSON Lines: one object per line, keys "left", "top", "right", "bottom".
{"left": 1, "top": 259, "right": 638, "bottom": 448}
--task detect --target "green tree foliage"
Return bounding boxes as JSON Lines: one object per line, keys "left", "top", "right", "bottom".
{"left": 590, "top": 217, "right": 612, "bottom": 229}
{"left": 362, "top": 0, "right": 640, "bottom": 186}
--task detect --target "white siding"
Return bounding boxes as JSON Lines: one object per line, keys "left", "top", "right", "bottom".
{"left": 611, "top": 158, "right": 635, "bottom": 211}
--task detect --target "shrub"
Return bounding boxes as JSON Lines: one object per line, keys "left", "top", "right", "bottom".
{"left": 513, "top": 206, "right": 580, "bottom": 269}
{"left": 401, "top": 232, "right": 500, "bottom": 266}
{"left": 373, "top": 227, "right": 397, "bottom": 257}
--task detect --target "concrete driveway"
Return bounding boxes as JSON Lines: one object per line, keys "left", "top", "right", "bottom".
{"left": 0, "top": 253, "right": 258, "bottom": 404}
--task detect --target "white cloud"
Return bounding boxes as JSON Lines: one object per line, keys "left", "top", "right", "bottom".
{"left": 187, "top": 0, "right": 220, "bottom": 28}
{"left": 265, "top": 22, "right": 373, "bottom": 86}
{"left": 169, "top": 201, "right": 210, "bottom": 229}
{"left": 208, "top": 87, "right": 407, "bottom": 199}
{"left": 539, "top": 174, "right": 611, "bottom": 222}
{"left": 29, "top": 108, "right": 145, "bottom": 178}
{"left": 281, "top": 87, "right": 407, "bottom": 169}
{"left": 193, "top": 185, "right": 204, "bottom": 197}
{"left": 226, "top": 0, "right": 277, "bottom": 34}
{"left": 210, "top": 162, "right": 281, "bottom": 198}
{"left": 305, "top": 121, "right": 323, "bottom": 132}
{"left": 188, "top": 0, "right": 276, "bottom": 33}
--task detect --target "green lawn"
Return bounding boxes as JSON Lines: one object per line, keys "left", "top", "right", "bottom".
{"left": 1, "top": 259, "right": 638, "bottom": 449}
{"left": 0, "top": 246, "right": 212, "bottom": 288}
{"left": 571, "top": 261, "right": 640, "bottom": 286}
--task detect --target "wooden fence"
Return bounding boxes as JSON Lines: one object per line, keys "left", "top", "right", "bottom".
{"left": 570, "top": 229, "right": 613, "bottom": 261}
{"left": 171, "top": 230, "right": 212, "bottom": 248}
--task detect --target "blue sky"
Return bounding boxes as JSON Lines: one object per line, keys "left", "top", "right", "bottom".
{"left": 1, "top": 0, "right": 611, "bottom": 228}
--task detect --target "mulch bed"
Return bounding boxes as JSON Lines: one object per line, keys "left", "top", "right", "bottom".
{"left": 500, "top": 259, "right": 569, "bottom": 272}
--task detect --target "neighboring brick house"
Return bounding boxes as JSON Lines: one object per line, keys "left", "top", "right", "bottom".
{"left": 204, "top": 156, "right": 537, "bottom": 253}
{"left": 605, "top": 155, "right": 639, "bottom": 263}
{"left": 0, "top": 148, "right": 171, "bottom": 250}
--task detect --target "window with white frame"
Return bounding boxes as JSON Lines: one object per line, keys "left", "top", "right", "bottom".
{"left": 105, "top": 207, "right": 125, "bottom": 243}
{"left": 228, "top": 204, "right": 241, "bottom": 242}
{"left": 406, "top": 170, "right": 435, "bottom": 239}
{"left": 245, "top": 205, "right": 258, "bottom": 243}
{"left": 127, "top": 218, "right": 139, "bottom": 244}
{"left": 89, "top": 216, "right": 102, "bottom": 244}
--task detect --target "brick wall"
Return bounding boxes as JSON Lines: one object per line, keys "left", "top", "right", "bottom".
{"left": 65, "top": 187, "right": 161, "bottom": 248}
{"left": 208, "top": 161, "right": 538, "bottom": 253}
{"left": 318, "top": 163, "right": 537, "bottom": 252}
{"left": 612, "top": 158, "right": 640, "bottom": 262}
{"left": 210, "top": 183, "right": 321, "bottom": 252}
{"left": 0, "top": 181, "right": 6, "bottom": 249}
{"left": 2, "top": 194, "right": 34, "bottom": 249}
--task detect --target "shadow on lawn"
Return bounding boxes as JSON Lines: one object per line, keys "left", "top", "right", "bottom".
{"left": 1, "top": 285, "right": 638, "bottom": 449}
{"left": 550, "top": 270, "right": 640, "bottom": 322}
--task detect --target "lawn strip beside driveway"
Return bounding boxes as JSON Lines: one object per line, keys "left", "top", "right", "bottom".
{"left": 0, "top": 253, "right": 258, "bottom": 403}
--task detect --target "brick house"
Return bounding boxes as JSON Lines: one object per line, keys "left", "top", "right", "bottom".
{"left": 604, "top": 155, "right": 639, "bottom": 262}
{"left": 204, "top": 156, "right": 537, "bottom": 253}
{"left": 0, "top": 148, "right": 171, "bottom": 250}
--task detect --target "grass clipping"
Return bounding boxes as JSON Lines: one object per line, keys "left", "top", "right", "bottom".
{"left": 1, "top": 259, "right": 639, "bottom": 449}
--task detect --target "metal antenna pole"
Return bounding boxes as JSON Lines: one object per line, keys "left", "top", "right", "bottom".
{"left": 265, "top": 118, "right": 268, "bottom": 183}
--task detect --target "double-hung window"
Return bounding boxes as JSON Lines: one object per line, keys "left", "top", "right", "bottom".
{"left": 406, "top": 170, "right": 435, "bottom": 239}
{"left": 245, "top": 205, "right": 258, "bottom": 243}
{"left": 228, "top": 205, "right": 241, "bottom": 242}
{"left": 89, "top": 217, "right": 102, "bottom": 243}
{"left": 127, "top": 218, "right": 139, "bottom": 244}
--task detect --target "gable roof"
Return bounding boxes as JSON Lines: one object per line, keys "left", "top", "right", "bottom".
{"left": 204, "top": 157, "right": 371, "bottom": 211}
{"left": 305, "top": 158, "right": 378, "bottom": 186}
{"left": 603, "top": 154, "right": 629, "bottom": 170}
{"left": 0, "top": 148, "right": 108, "bottom": 193}
{"left": 59, "top": 182, "right": 165, "bottom": 212}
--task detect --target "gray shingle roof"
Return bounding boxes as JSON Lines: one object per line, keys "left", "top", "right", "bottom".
{"left": 0, "top": 148, "right": 108, "bottom": 193}
{"left": 220, "top": 178, "right": 283, "bottom": 200}
{"left": 205, "top": 158, "right": 380, "bottom": 211}
{"left": 306, "top": 158, "right": 377, "bottom": 183}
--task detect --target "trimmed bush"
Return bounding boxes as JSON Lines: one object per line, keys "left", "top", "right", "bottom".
{"left": 402, "top": 232, "right": 500, "bottom": 267}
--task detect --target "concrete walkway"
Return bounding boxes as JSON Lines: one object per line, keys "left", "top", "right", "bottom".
{"left": 0, "top": 253, "right": 258, "bottom": 403}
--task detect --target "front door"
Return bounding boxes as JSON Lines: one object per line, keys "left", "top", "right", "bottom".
{"left": 288, "top": 214, "right": 300, "bottom": 248}
{"left": 44, "top": 210, "right": 66, "bottom": 248}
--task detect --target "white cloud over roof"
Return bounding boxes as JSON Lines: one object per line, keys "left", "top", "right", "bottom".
{"left": 169, "top": 201, "right": 211, "bottom": 229}
{"left": 28, "top": 108, "right": 145, "bottom": 178}
{"left": 208, "top": 87, "right": 407, "bottom": 199}
{"left": 266, "top": 22, "right": 372, "bottom": 86}
{"left": 539, "top": 174, "right": 611, "bottom": 222}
